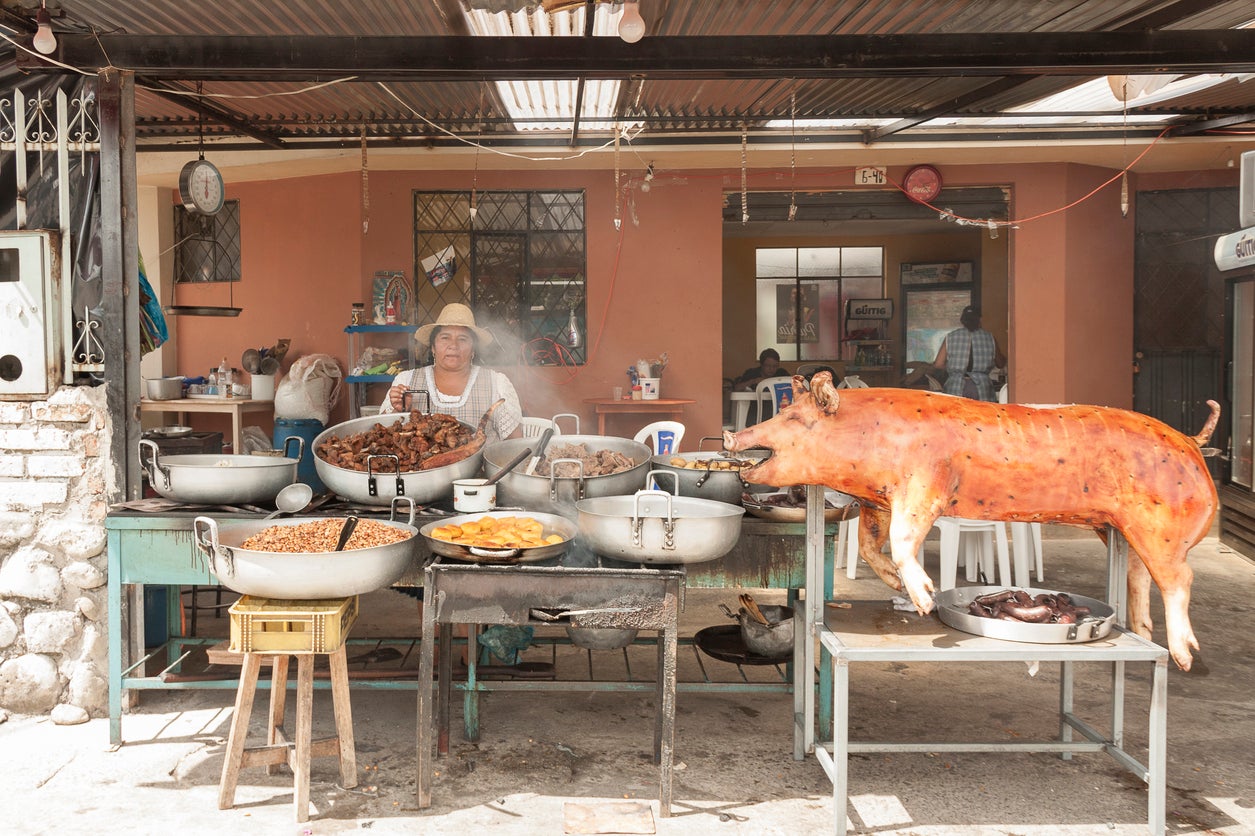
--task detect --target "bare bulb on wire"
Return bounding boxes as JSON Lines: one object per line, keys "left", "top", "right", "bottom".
{"left": 33, "top": 6, "right": 56, "bottom": 55}
{"left": 618, "top": 1, "right": 645, "bottom": 44}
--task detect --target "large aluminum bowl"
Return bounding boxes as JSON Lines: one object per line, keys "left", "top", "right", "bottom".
{"left": 482, "top": 435, "right": 650, "bottom": 517}
{"left": 139, "top": 437, "right": 301, "bottom": 505}
{"left": 575, "top": 487, "right": 745, "bottom": 565}
{"left": 313, "top": 412, "right": 483, "bottom": 506}
{"left": 193, "top": 501, "right": 422, "bottom": 598}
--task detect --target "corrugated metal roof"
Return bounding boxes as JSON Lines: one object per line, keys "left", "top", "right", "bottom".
{"left": 3, "top": 0, "right": 1252, "bottom": 148}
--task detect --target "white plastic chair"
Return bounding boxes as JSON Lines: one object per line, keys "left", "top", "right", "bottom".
{"left": 836, "top": 375, "right": 870, "bottom": 389}
{"left": 997, "top": 383, "right": 1009, "bottom": 403}
{"left": 1010, "top": 521, "right": 1045, "bottom": 585}
{"left": 518, "top": 417, "right": 561, "bottom": 438}
{"left": 633, "top": 420, "right": 685, "bottom": 455}
{"left": 931, "top": 517, "right": 1012, "bottom": 591}
{"left": 753, "top": 376, "right": 795, "bottom": 424}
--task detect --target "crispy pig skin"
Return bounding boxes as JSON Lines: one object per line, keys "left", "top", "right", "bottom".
{"left": 724, "top": 372, "right": 1218, "bottom": 671}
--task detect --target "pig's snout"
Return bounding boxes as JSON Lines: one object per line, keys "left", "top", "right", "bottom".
{"left": 722, "top": 429, "right": 739, "bottom": 451}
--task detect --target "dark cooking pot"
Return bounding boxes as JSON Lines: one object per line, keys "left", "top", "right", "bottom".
{"left": 649, "top": 451, "right": 755, "bottom": 505}
{"left": 139, "top": 436, "right": 302, "bottom": 505}
{"left": 312, "top": 412, "right": 483, "bottom": 506}
{"left": 482, "top": 435, "right": 650, "bottom": 517}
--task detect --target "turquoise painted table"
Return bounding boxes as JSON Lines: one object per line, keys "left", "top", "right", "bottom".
{"left": 106, "top": 509, "right": 849, "bottom": 745}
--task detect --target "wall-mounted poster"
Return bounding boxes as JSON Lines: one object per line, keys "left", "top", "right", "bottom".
{"left": 904, "top": 288, "right": 972, "bottom": 363}
{"left": 776, "top": 283, "right": 820, "bottom": 344}
{"left": 900, "top": 261, "right": 974, "bottom": 285}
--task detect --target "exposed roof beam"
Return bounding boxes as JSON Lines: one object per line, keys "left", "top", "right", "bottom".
{"left": 865, "top": 77, "right": 1041, "bottom": 142}
{"left": 138, "top": 78, "right": 288, "bottom": 149}
{"left": 569, "top": 0, "right": 597, "bottom": 148}
{"left": 19, "top": 31, "right": 1255, "bottom": 81}
{"left": 868, "top": 3, "right": 1237, "bottom": 142}
{"left": 1172, "top": 111, "right": 1255, "bottom": 135}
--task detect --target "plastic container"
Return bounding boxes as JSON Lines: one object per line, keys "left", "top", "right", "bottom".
{"left": 273, "top": 417, "right": 326, "bottom": 492}
{"left": 250, "top": 372, "right": 275, "bottom": 401}
{"left": 143, "top": 586, "right": 168, "bottom": 648}
{"left": 229, "top": 595, "right": 358, "bottom": 653}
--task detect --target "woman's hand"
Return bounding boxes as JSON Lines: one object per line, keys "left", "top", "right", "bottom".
{"left": 387, "top": 383, "right": 409, "bottom": 412}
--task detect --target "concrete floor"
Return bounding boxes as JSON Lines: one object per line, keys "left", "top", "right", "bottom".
{"left": 3, "top": 528, "right": 1254, "bottom": 835}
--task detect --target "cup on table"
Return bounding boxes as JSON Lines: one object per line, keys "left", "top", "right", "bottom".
{"left": 612, "top": 386, "right": 623, "bottom": 400}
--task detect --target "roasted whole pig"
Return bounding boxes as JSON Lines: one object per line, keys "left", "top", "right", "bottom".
{"left": 724, "top": 372, "right": 1219, "bottom": 671}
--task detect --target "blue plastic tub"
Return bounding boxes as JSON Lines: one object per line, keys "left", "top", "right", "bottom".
{"left": 273, "top": 417, "right": 326, "bottom": 492}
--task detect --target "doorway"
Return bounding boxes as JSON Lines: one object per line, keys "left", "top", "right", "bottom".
{"left": 1132, "top": 188, "right": 1235, "bottom": 451}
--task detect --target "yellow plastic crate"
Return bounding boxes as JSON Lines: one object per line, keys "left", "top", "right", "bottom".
{"left": 228, "top": 595, "right": 358, "bottom": 654}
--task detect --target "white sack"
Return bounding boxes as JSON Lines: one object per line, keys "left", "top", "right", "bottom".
{"left": 273, "top": 353, "right": 343, "bottom": 425}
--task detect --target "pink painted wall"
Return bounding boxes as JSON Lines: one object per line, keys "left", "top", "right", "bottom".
{"left": 176, "top": 168, "right": 728, "bottom": 442}
{"left": 170, "top": 160, "right": 1237, "bottom": 446}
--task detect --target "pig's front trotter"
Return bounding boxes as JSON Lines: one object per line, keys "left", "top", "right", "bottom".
{"left": 895, "top": 560, "right": 936, "bottom": 615}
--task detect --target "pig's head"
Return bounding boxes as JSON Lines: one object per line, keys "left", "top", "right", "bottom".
{"left": 723, "top": 372, "right": 841, "bottom": 487}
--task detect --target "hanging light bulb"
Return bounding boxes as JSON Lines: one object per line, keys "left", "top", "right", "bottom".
{"left": 32, "top": 2, "right": 57, "bottom": 55}
{"left": 618, "top": 1, "right": 646, "bottom": 44}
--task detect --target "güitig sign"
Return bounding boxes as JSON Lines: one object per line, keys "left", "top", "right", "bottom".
{"left": 1214, "top": 227, "right": 1255, "bottom": 272}
{"left": 845, "top": 298, "right": 894, "bottom": 320}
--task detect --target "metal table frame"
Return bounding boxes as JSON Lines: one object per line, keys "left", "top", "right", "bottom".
{"left": 105, "top": 509, "right": 852, "bottom": 746}
{"left": 795, "top": 486, "right": 1169, "bottom": 835}
{"left": 416, "top": 562, "right": 684, "bottom": 815}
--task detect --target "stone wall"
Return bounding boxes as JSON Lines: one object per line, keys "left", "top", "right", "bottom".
{"left": 0, "top": 385, "right": 110, "bottom": 723}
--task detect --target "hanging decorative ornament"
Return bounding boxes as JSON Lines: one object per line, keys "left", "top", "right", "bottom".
{"left": 565, "top": 308, "right": 582, "bottom": 349}
{"left": 740, "top": 125, "right": 749, "bottom": 225}
{"left": 360, "top": 126, "right": 370, "bottom": 235}
{"left": 1120, "top": 171, "right": 1129, "bottom": 218}
{"left": 614, "top": 124, "right": 622, "bottom": 231}
{"left": 788, "top": 89, "right": 798, "bottom": 222}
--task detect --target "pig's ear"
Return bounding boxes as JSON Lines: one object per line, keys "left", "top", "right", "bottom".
{"left": 813, "top": 374, "right": 840, "bottom": 413}
{"left": 792, "top": 375, "right": 809, "bottom": 398}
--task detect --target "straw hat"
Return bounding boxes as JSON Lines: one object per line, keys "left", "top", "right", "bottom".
{"left": 414, "top": 303, "right": 495, "bottom": 348}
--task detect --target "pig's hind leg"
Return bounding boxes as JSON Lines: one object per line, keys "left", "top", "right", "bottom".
{"left": 1121, "top": 531, "right": 1198, "bottom": 672}
{"left": 856, "top": 506, "right": 903, "bottom": 590}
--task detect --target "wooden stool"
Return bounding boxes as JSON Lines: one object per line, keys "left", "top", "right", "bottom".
{"left": 218, "top": 596, "right": 359, "bottom": 823}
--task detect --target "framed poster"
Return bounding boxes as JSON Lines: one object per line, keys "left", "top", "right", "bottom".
{"left": 775, "top": 283, "right": 820, "bottom": 344}
{"left": 900, "top": 261, "right": 974, "bottom": 286}
{"left": 904, "top": 288, "right": 972, "bottom": 363}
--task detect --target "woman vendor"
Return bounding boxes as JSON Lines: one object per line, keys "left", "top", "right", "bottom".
{"left": 380, "top": 302, "right": 522, "bottom": 440}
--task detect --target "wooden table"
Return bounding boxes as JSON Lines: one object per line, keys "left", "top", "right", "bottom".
{"left": 139, "top": 397, "right": 274, "bottom": 453}
{"left": 583, "top": 397, "right": 696, "bottom": 435}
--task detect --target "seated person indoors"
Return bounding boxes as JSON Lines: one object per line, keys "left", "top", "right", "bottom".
{"left": 732, "top": 349, "right": 790, "bottom": 424}
{"left": 732, "top": 348, "right": 789, "bottom": 392}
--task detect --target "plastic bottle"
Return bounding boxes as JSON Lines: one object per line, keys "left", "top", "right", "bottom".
{"left": 218, "top": 357, "right": 232, "bottom": 399}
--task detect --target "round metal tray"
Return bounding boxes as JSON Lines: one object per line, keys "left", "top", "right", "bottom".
{"left": 694, "top": 624, "right": 790, "bottom": 665}
{"left": 935, "top": 585, "right": 1116, "bottom": 644}
{"left": 418, "top": 510, "right": 576, "bottom": 564}
{"left": 741, "top": 489, "right": 859, "bottom": 523}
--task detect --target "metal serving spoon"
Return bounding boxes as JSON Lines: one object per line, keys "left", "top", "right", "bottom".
{"left": 263, "top": 482, "right": 314, "bottom": 520}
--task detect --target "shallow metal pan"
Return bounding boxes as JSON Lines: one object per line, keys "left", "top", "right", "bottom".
{"left": 935, "top": 585, "right": 1115, "bottom": 643}
{"left": 741, "top": 489, "right": 859, "bottom": 524}
{"left": 418, "top": 509, "right": 577, "bottom": 564}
